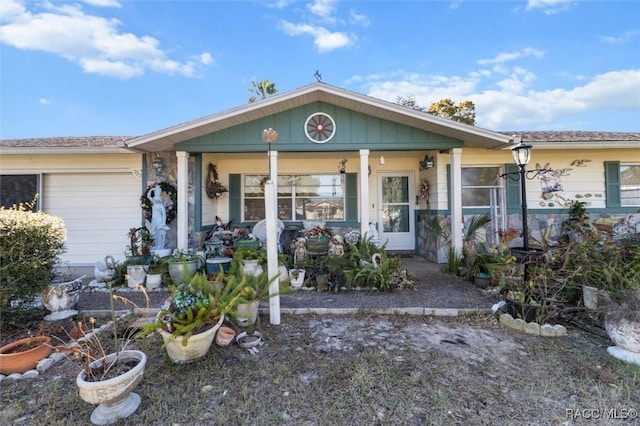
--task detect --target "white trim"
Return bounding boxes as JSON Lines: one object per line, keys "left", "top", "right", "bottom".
{"left": 176, "top": 151, "right": 189, "bottom": 250}
{"left": 304, "top": 112, "right": 336, "bottom": 143}
{"left": 359, "top": 149, "right": 370, "bottom": 239}
{"left": 450, "top": 148, "right": 463, "bottom": 256}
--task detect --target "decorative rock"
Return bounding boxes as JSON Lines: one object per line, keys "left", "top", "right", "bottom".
{"left": 499, "top": 313, "right": 515, "bottom": 328}
{"left": 21, "top": 370, "right": 39, "bottom": 379}
{"left": 553, "top": 324, "right": 567, "bottom": 336}
{"left": 36, "top": 357, "right": 57, "bottom": 372}
{"left": 524, "top": 322, "right": 540, "bottom": 335}
{"left": 540, "top": 324, "right": 556, "bottom": 337}
{"left": 512, "top": 318, "right": 526, "bottom": 332}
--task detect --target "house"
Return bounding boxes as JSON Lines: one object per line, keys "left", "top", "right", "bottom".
{"left": 1, "top": 83, "right": 639, "bottom": 267}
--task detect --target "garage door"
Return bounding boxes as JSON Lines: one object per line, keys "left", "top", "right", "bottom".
{"left": 43, "top": 173, "right": 142, "bottom": 265}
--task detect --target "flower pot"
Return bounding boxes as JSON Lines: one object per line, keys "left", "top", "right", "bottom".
{"left": 126, "top": 265, "right": 147, "bottom": 289}
{"left": 473, "top": 273, "right": 491, "bottom": 289}
{"left": 76, "top": 350, "right": 146, "bottom": 425}
{"left": 289, "top": 269, "right": 305, "bottom": 288}
{"left": 215, "top": 326, "right": 236, "bottom": 347}
{"left": 167, "top": 260, "right": 200, "bottom": 285}
{"left": 306, "top": 236, "right": 330, "bottom": 255}
{"left": 206, "top": 257, "right": 231, "bottom": 274}
{"left": 41, "top": 277, "right": 82, "bottom": 321}
{"left": 235, "top": 300, "right": 259, "bottom": 327}
{"left": 234, "top": 240, "right": 260, "bottom": 251}
{"left": 242, "top": 259, "right": 263, "bottom": 277}
{"left": 158, "top": 315, "right": 224, "bottom": 364}
{"left": 0, "top": 336, "right": 52, "bottom": 375}
{"left": 236, "top": 331, "right": 263, "bottom": 349}
{"left": 145, "top": 273, "right": 162, "bottom": 290}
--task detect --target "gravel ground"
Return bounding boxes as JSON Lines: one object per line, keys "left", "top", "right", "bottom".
{"left": 76, "top": 256, "right": 501, "bottom": 312}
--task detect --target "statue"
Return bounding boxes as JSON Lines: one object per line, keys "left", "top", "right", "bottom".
{"left": 148, "top": 186, "right": 169, "bottom": 250}
{"left": 294, "top": 237, "right": 307, "bottom": 266}
{"left": 94, "top": 255, "right": 116, "bottom": 283}
{"left": 330, "top": 235, "right": 345, "bottom": 257}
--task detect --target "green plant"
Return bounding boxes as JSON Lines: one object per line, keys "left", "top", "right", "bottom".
{"left": 0, "top": 200, "right": 67, "bottom": 312}
{"left": 146, "top": 256, "right": 168, "bottom": 275}
{"left": 140, "top": 272, "right": 243, "bottom": 346}
{"left": 127, "top": 226, "right": 153, "bottom": 259}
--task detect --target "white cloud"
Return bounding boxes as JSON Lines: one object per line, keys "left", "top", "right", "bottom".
{"left": 598, "top": 30, "right": 638, "bottom": 45}
{"left": 39, "top": 98, "right": 51, "bottom": 105}
{"left": 199, "top": 52, "right": 214, "bottom": 65}
{"left": 525, "top": 0, "right": 574, "bottom": 15}
{"left": 0, "top": 0, "right": 211, "bottom": 79}
{"left": 349, "top": 10, "right": 370, "bottom": 27}
{"left": 353, "top": 65, "right": 640, "bottom": 130}
{"left": 308, "top": 0, "right": 337, "bottom": 23}
{"left": 81, "top": 0, "right": 121, "bottom": 8}
{"left": 478, "top": 48, "right": 545, "bottom": 66}
{"left": 279, "top": 20, "right": 353, "bottom": 52}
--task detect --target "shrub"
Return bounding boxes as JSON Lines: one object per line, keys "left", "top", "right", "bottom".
{"left": 0, "top": 202, "right": 67, "bottom": 307}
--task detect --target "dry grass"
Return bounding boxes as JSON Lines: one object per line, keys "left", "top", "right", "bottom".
{"left": 1, "top": 313, "right": 639, "bottom": 425}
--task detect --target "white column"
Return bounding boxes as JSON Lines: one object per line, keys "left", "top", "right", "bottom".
{"left": 267, "top": 149, "right": 280, "bottom": 324}
{"left": 359, "top": 149, "right": 370, "bottom": 238}
{"left": 450, "top": 148, "right": 463, "bottom": 256}
{"left": 176, "top": 151, "right": 189, "bottom": 251}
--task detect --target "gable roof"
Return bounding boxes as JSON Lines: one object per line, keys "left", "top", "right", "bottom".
{"left": 125, "top": 82, "right": 513, "bottom": 152}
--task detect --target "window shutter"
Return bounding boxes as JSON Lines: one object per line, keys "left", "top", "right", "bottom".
{"left": 604, "top": 161, "right": 621, "bottom": 208}
{"left": 345, "top": 173, "right": 358, "bottom": 222}
{"left": 229, "top": 174, "right": 242, "bottom": 223}
{"left": 505, "top": 164, "right": 521, "bottom": 213}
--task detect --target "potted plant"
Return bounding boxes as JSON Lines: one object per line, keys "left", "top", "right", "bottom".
{"left": 54, "top": 286, "right": 148, "bottom": 425}
{"left": 166, "top": 249, "right": 204, "bottom": 285}
{"left": 139, "top": 272, "right": 243, "bottom": 363}
{"left": 125, "top": 227, "right": 153, "bottom": 288}
{"left": 145, "top": 256, "right": 168, "bottom": 290}
{"left": 0, "top": 335, "right": 52, "bottom": 375}
{"left": 303, "top": 225, "right": 332, "bottom": 255}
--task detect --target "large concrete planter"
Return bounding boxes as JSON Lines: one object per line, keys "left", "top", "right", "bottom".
{"left": 158, "top": 315, "right": 224, "bottom": 364}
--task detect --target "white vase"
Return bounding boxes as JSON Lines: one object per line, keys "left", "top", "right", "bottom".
{"left": 126, "top": 265, "right": 147, "bottom": 289}
{"left": 76, "top": 350, "right": 147, "bottom": 425}
{"left": 158, "top": 315, "right": 224, "bottom": 364}
{"left": 145, "top": 274, "right": 162, "bottom": 290}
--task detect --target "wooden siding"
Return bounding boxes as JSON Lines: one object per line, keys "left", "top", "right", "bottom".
{"left": 177, "top": 102, "right": 464, "bottom": 153}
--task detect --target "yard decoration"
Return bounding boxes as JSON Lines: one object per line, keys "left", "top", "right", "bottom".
{"left": 140, "top": 182, "right": 178, "bottom": 225}
{"left": 0, "top": 336, "right": 52, "bottom": 375}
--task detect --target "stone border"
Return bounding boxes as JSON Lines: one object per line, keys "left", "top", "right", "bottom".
{"left": 499, "top": 313, "right": 567, "bottom": 337}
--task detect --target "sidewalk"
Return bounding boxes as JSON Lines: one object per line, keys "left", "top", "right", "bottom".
{"left": 76, "top": 256, "right": 501, "bottom": 315}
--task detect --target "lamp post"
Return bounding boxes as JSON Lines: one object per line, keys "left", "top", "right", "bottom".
{"left": 261, "top": 128, "right": 280, "bottom": 325}
{"left": 500, "top": 136, "right": 547, "bottom": 285}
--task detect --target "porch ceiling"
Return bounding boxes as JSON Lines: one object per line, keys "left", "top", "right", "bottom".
{"left": 125, "top": 83, "right": 513, "bottom": 153}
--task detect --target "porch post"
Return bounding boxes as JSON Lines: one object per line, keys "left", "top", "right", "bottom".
{"left": 359, "top": 149, "right": 370, "bottom": 239}
{"left": 267, "top": 150, "right": 280, "bottom": 325}
{"left": 449, "top": 148, "right": 463, "bottom": 256}
{"left": 176, "top": 151, "right": 189, "bottom": 251}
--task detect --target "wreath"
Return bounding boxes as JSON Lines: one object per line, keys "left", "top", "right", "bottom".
{"left": 140, "top": 182, "right": 178, "bottom": 224}
{"left": 418, "top": 179, "right": 430, "bottom": 201}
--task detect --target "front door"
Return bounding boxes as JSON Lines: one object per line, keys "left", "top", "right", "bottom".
{"left": 378, "top": 173, "right": 415, "bottom": 250}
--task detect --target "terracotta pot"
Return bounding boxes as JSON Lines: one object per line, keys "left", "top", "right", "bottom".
{"left": 158, "top": 315, "right": 224, "bottom": 363}
{"left": 0, "top": 336, "right": 52, "bottom": 375}
{"left": 215, "top": 326, "right": 236, "bottom": 347}
{"left": 76, "top": 350, "right": 146, "bottom": 425}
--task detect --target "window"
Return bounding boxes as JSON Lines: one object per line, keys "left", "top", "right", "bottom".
{"left": 461, "top": 167, "right": 501, "bottom": 208}
{"left": 243, "top": 174, "right": 345, "bottom": 222}
{"left": 0, "top": 174, "right": 41, "bottom": 210}
{"left": 621, "top": 164, "right": 640, "bottom": 206}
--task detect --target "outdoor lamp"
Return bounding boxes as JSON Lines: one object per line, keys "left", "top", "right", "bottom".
{"left": 511, "top": 138, "right": 532, "bottom": 167}
{"left": 262, "top": 128, "right": 278, "bottom": 178}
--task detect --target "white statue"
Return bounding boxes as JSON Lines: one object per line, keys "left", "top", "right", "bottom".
{"left": 94, "top": 255, "right": 116, "bottom": 283}
{"left": 330, "top": 235, "right": 345, "bottom": 257}
{"left": 294, "top": 237, "right": 307, "bottom": 266}
{"left": 148, "top": 186, "right": 169, "bottom": 250}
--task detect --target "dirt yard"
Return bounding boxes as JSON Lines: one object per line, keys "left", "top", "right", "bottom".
{"left": 1, "top": 313, "right": 639, "bottom": 425}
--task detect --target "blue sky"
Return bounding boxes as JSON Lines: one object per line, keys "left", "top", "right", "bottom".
{"left": 1, "top": 0, "right": 639, "bottom": 139}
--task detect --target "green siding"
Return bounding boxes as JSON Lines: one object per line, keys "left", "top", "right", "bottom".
{"left": 176, "top": 102, "right": 463, "bottom": 153}
{"left": 605, "top": 161, "right": 621, "bottom": 208}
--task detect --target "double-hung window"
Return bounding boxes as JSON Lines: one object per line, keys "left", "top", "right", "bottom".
{"left": 620, "top": 164, "right": 640, "bottom": 206}
{"left": 461, "top": 167, "right": 501, "bottom": 208}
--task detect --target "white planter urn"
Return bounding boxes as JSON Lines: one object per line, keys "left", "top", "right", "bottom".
{"left": 235, "top": 300, "right": 259, "bottom": 327}
{"left": 145, "top": 274, "right": 162, "bottom": 290}
{"left": 76, "top": 350, "right": 147, "bottom": 425}
{"left": 289, "top": 269, "right": 305, "bottom": 288}
{"left": 126, "top": 265, "right": 147, "bottom": 289}
{"left": 158, "top": 315, "right": 224, "bottom": 364}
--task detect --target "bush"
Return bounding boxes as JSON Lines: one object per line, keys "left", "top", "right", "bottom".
{"left": 0, "top": 203, "right": 67, "bottom": 307}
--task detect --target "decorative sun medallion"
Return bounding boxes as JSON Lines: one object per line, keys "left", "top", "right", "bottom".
{"left": 304, "top": 112, "right": 336, "bottom": 143}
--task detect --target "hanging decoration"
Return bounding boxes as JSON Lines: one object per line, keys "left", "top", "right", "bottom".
{"left": 206, "top": 163, "right": 228, "bottom": 199}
